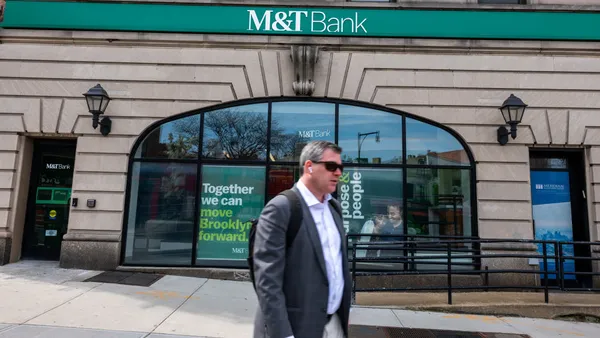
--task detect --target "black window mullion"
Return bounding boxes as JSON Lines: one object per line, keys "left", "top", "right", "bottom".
{"left": 470, "top": 165, "right": 480, "bottom": 270}
{"left": 191, "top": 112, "right": 205, "bottom": 266}
{"left": 264, "top": 102, "right": 273, "bottom": 206}
{"left": 120, "top": 156, "right": 136, "bottom": 265}
{"left": 334, "top": 103, "right": 340, "bottom": 199}
{"left": 335, "top": 103, "right": 339, "bottom": 145}
{"left": 402, "top": 114, "right": 408, "bottom": 271}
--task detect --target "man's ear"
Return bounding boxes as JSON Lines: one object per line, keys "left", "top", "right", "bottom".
{"left": 303, "top": 160, "right": 313, "bottom": 174}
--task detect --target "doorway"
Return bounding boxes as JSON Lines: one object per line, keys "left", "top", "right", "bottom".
{"left": 529, "top": 149, "right": 591, "bottom": 288}
{"left": 21, "top": 139, "right": 76, "bottom": 260}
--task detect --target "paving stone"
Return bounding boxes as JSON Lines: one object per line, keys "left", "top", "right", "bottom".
{"left": 0, "top": 325, "right": 145, "bottom": 337}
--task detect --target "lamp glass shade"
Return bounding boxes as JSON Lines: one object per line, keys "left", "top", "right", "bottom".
{"left": 83, "top": 84, "right": 110, "bottom": 113}
{"left": 100, "top": 96, "right": 110, "bottom": 112}
{"left": 499, "top": 94, "right": 527, "bottom": 124}
{"left": 514, "top": 106, "right": 525, "bottom": 123}
{"left": 510, "top": 106, "right": 518, "bottom": 121}
{"left": 500, "top": 106, "right": 511, "bottom": 123}
{"left": 85, "top": 95, "right": 101, "bottom": 112}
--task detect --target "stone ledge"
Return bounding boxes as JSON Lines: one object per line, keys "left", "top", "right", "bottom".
{"left": 68, "top": 0, "right": 600, "bottom": 12}
{"left": 0, "top": 230, "right": 12, "bottom": 239}
{"left": 480, "top": 242, "right": 538, "bottom": 252}
{"left": 62, "top": 231, "right": 121, "bottom": 243}
{"left": 59, "top": 240, "right": 120, "bottom": 270}
{"left": 357, "top": 291, "right": 600, "bottom": 320}
{"left": 406, "top": 304, "right": 600, "bottom": 320}
{"left": 356, "top": 274, "right": 483, "bottom": 290}
{"left": 115, "top": 266, "right": 252, "bottom": 282}
{"left": 4, "top": 29, "right": 600, "bottom": 56}
{"left": 0, "top": 237, "right": 10, "bottom": 265}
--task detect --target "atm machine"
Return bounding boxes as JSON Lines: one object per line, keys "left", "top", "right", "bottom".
{"left": 33, "top": 187, "right": 71, "bottom": 258}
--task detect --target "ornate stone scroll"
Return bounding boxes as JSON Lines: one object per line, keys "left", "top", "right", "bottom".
{"left": 290, "top": 45, "right": 319, "bottom": 96}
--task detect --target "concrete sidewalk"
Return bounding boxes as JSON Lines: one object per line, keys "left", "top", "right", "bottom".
{"left": 0, "top": 260, "right": 599, "bottom": 338}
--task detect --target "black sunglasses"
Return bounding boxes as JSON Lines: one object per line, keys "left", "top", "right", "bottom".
{"left": 314, "top": 161, "right": 344, "bottom": 173}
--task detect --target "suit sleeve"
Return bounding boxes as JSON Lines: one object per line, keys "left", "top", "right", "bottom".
{"left": 253, "top": 195, "right": 293, "bottom": 338}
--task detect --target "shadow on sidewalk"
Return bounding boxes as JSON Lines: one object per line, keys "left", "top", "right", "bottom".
{"left": 350, "top": 325, "right": 530, "bottom": 338}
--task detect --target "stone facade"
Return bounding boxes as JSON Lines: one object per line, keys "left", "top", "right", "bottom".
{"left": 0, "top": 1, "right": 599, "bottom": 284}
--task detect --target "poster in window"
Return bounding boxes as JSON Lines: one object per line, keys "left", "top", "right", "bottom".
{"left": 337, "top": 168, "right": 403, "bottom": 258}
{"left": 530, "top": 170, "right": 575, "bottom": 280}
{"left": 197, "top": 165, "right": 265, "bottom": 261}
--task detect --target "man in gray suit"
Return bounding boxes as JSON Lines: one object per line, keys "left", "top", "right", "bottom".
{"left": 252, "top": 141, "right": 351, "bottom": 338}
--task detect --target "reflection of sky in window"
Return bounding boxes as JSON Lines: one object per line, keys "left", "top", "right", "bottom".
{"left": 406, "top": 118, "right": 464, "bottom": 155}
{"left": 158, "top": 115, "right": 200, "bottom": 144}
{"left": 272, "top": 102, "right": 334, "bottom": 140}
{"left": 338, "top": 105, "right": 402, "bottom": 162}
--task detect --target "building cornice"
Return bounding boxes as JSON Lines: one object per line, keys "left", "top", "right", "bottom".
{"left": 74, "top": 0, "right": 600, "bottom": 13}
{"left": 4, "top": 28, "right": 600, "bottom": 57}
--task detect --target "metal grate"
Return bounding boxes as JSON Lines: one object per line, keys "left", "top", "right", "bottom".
{"left": 84, "top": 271, "right": 163, "bottom": 287}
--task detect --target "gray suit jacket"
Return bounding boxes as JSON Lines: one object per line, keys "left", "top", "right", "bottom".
{"left": 252, "top": 186, "right": 352, "bottom": 338}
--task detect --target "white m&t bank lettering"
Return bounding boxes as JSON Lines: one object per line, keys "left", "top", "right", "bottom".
{"left": 46, "top": 163, "right": 70, "bottom": 170}
{"left": 247, "top": 10, "right": 367, "bottom": 33}
{"left": 298, "top": 129, "right": 331, "bottom": 138}
{"left": 311, "top": 11, "right": 367, "bottom": 33}
{"left": 248, "top": 10, "right": 307, "bottom": 32}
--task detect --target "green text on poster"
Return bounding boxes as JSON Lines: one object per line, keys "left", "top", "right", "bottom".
{"left": 197, "top": 166, "right": 265, "bottom": 261}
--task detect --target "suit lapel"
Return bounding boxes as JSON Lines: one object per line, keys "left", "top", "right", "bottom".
{"left": 292, "top": 187, "right": 328, "bottom": 280}
{"left": 330, "top": 200, "right": 345, "bottom": 246}
{"left": 330, "top": 200, "right": 350, "bottom": 273}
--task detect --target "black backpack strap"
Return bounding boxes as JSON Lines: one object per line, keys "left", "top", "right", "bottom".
{"left": 248, "top": 189, "right": 303, "bottom": 290}
{"left": 328, "top": 198, "right": 342, "bottom": 218}
{"left": 279, "top": 189, "right": 303, "bottom": 248}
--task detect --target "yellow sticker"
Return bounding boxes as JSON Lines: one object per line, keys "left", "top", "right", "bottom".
{"left": 49, "top": 210, "right": 57, "bottom": 218}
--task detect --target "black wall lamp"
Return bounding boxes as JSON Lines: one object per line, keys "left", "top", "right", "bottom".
{"left": 83, "top": 84, "right": 112, "bottom": 136}
{"left": 497, "top": 94, "right": 527, "bottom": 146}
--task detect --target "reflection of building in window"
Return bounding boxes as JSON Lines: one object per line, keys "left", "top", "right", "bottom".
{"left": 426, "top": 149, "right": 469, "bottom": 166}
{"left": 267, "top": 167, "right": 300, "bottom": 199}
{"left": 407, "top": 166, "right": 470, "bottom": 239}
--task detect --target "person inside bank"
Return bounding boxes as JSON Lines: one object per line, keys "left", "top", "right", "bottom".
{"left": 363, "top": 203, "right": 412, "bottom": 257}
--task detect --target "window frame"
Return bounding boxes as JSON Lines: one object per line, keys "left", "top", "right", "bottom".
{"left": 121, "top": 97, "right": 477, "bottom": 268}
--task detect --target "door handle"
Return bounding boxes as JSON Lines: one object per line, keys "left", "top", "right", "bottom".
{"left": 582, "top": 190, "right": 586, "bottom": 199}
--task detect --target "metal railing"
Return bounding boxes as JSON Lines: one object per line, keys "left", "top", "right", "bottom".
{"left": 346, "top": 235, "right": 600, "bottom": 305}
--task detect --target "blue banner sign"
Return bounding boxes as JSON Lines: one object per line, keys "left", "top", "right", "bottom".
{"left": 530, "top": 171, "right": 575, "bottom": 280}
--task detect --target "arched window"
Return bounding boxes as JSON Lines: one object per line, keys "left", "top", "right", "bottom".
{"left": 122, "top": 98, "right": 476, "bottom": 267}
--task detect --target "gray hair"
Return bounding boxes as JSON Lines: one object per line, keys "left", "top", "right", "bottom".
{"left": 299, "top": 141, "right": 342, "bottom": 169}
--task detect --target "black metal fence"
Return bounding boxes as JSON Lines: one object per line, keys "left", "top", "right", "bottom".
{"left": 346, "top": 234, "right": 600, "bottom": 305}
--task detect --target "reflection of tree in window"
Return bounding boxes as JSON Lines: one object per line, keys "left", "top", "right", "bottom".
{"left": 203, "top": 109, "right": 266, "bottom": 160}
{"left": 160, "top": 116, "right": 200, "bottom": 159}
{"left": 270, "top": 127, "right": 308, "bottom": 162}
{"left": 159, "top": 164, "right": 188, "bottom": 220}
{"left": 202, "top": 109, "right": 304, "bottom": 161}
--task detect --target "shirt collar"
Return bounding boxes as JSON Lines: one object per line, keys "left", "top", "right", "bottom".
{"left": 296, "top": 180, "right": 332, "bottom": 207}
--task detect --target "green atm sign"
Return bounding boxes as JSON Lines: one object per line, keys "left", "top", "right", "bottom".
{"left": 2, "top": 1, "right": 600, "bottom": 41}
{"left": 36, "top": 187, "right": 71, "bottom": 205}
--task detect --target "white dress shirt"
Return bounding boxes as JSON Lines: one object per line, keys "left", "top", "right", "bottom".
{"left": 296, "top": 180, "right": 345, "bottom": 315}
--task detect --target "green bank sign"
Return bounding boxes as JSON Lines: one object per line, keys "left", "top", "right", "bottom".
{"left": 2, "top": 1, "right": 600, "bottom": 41}
{"left": 248, "top": 9, "right": 367, "bottom": 34}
